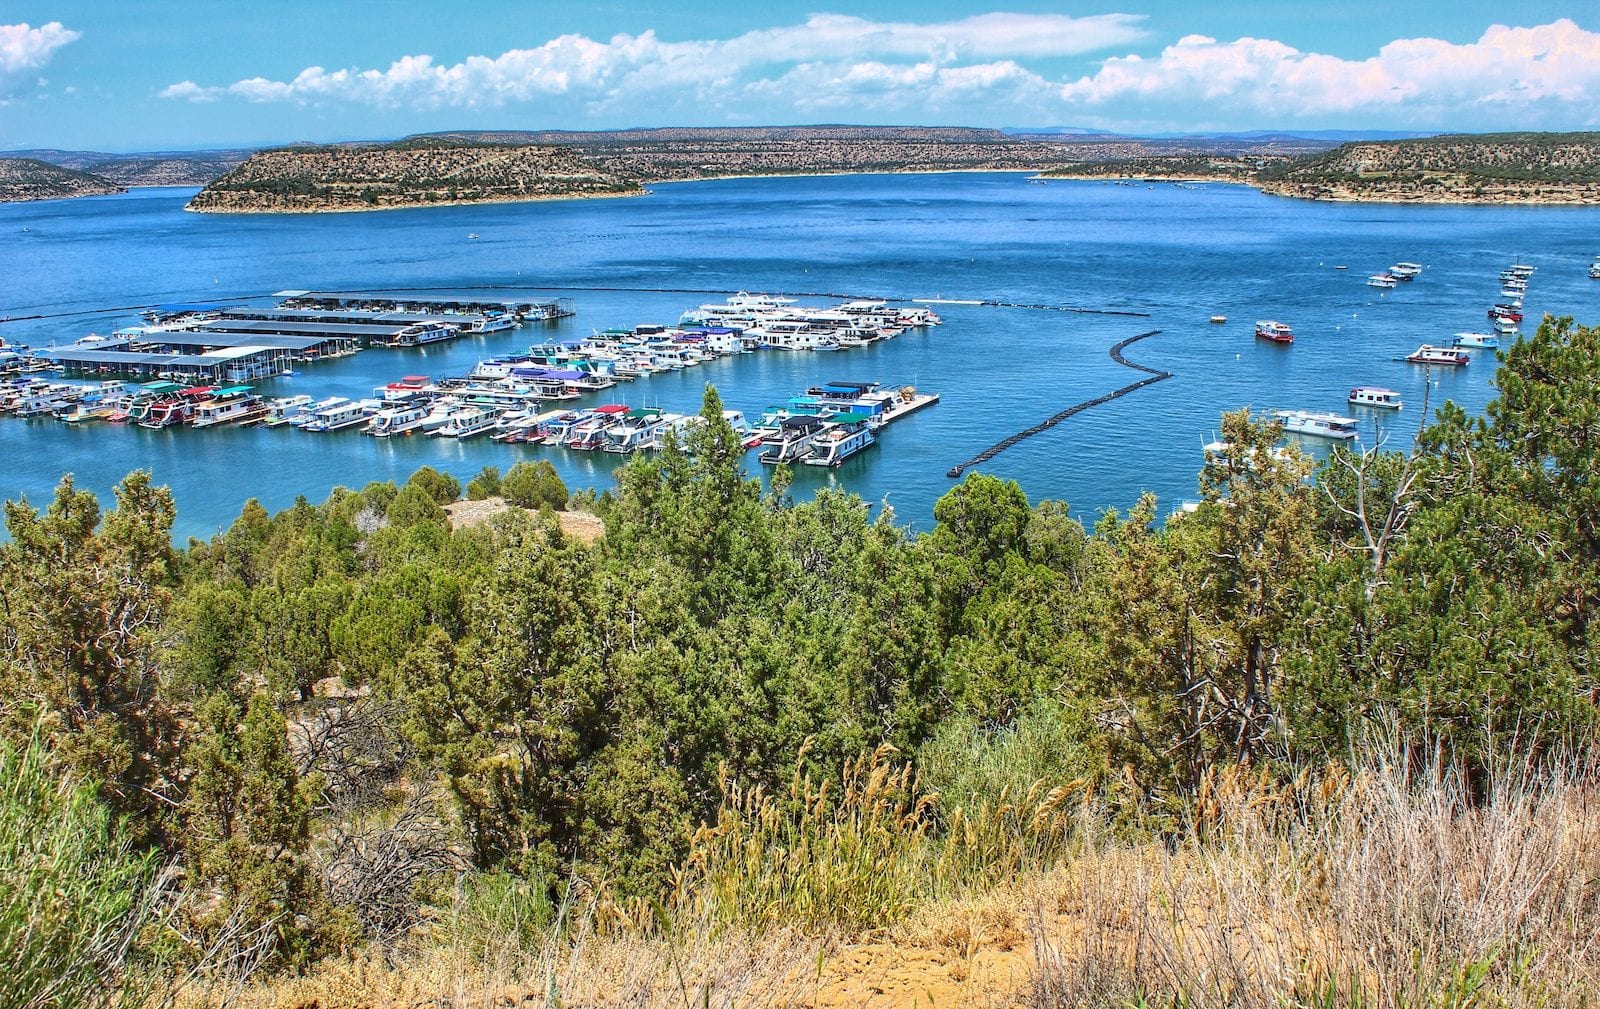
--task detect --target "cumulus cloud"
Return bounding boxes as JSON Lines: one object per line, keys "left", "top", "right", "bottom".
{"left": 0, "top": 21, "right": 79, "bottom": 76}
{"left": 155, "top": 14, "right": 1600, "bottom": 127}
{"left": 1061, "top": 19, "right": 1600, "bottom": 126}
{"left": 158, "top": 12, "right": 1145, "bottom": 114}
{"left": 160, "top": 80, "right": 220, "bottom": 102}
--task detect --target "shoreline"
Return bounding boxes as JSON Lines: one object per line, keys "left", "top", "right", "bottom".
{"left": 184, "top": 187, "right": 646, "bottom": 215}
{"left": 1034, "top": 171, "right": 1600, "bottom": 207}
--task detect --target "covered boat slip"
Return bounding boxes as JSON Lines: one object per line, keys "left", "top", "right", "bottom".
{"left": 218, "top": 307, "right": 486, "bottom": 328}
{"left": 274, "top": 289, "right": 575, "bottom": 321}
{"left": 193, "top": 319, "right": 422, "bottom": 347}
{"left": 41, "top": 344, "right": 296, "bottom": 383}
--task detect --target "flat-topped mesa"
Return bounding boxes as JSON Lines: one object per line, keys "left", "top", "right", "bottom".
{"left": 0, "top": 158, "right": 126, "bottom": 203}
{"left": 1257, "top": 131, "right": 1600, "bottom": 205}
{"left": 185, "top": 139, "right": 644, "bottom": 213}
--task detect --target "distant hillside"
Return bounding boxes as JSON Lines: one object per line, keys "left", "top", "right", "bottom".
{"left": 6, "top": 148, "right": 252, "bottom": 187}
{"left": 1258, "top": 131, "right": 1600, "bottom": 204}
{"left": 413, "top": 125, "right": 1079, "bottom": 179}
{"left": 0, "top": 158, "right": 125, "bottom": 202}
{"left": 1040, "top": 154, "right": 1286, "bottom": 183}
{"left": 186, "top": 140, "right": 642, "bottom": 213}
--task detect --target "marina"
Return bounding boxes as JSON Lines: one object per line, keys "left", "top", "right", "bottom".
{"left": 3, "top": 173, "right": 1592, "bottom": 537}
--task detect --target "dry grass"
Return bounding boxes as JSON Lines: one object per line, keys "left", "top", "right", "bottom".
{"left": 171, "top": 733, "right": 1600, "bottom": 1009}
{"left": 1029, "top": 744, "right": 1600, "bottom": 1008}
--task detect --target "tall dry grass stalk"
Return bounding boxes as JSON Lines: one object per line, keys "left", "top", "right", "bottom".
{"left": 668, "top": 741, "right": 1089, "bottom": 932}
{"left": 1030, "top": 730, "right": 1600, "bottom": 1008}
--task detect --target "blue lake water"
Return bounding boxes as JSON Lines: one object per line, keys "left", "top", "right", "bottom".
{"left": 3, "top": 174, "right": 1598, "bottom": 541}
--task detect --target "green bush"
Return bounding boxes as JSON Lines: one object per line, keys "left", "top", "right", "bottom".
{"left": 501, "top": 460, "right": 567, "bottom": 511}
{"left": 466, "top": 465, "right": 502, "bottom": 501}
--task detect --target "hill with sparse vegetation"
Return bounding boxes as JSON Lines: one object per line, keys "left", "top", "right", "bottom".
{"left": 0, "top": 157, "right": 125, "bottom": 202}
{"left": 186, "top": 139, "right": 642, "bottom": 213}
{"left": 1258, "top": 131, "right": 1600, "bottom": 204}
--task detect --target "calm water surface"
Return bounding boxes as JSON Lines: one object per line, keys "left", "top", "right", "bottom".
{"left": 3, "top": 175, "right": 1597, "bottom": 540}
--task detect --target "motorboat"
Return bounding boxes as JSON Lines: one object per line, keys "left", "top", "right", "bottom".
{"left": 1388, "top": 262, "right": 1423, "bottom": 281}
{"left": 1452, "top": 332, "right": 1499, "bottom": 350}
{"left": 1254, "top": 320, "right": 1294, "bottom": 344}
{"left": 1348, "top": 386, "right": 1403, "bottom": 410}
{"left": 1368, "top": 273, "right": 1398, "bottom": 289}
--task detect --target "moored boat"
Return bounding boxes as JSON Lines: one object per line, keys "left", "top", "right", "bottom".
{"left": 365, "top": 401, "right": 432, "bottom": 437}
{"left": 758, "top": 415, "right": 828, "bottom": 464}
{"left": 1452, "top": 332, "right": 1499, "bottom": 350}
{"left": 190, "top": 386, "right": 268, "bottom": 428}
{"left": 1254, "top": 320, "right": 1294, "bottom": 344}
{"left": 1348, "top": 386, "right": 1402, "bottom": 410}
{"left": 1271, "top": 409, "right": 1359, "bottom": 440}
{"left": 801, "top": 413, "right": 877, "bottom": 467}
{"left": 1388, "top": 262, "right": 1423, "bottom": 281}
{"left": 1404, "top": 345, "right": 1471, "bottom": 366}
{"left": 1367, "top": 273, "right": 1398, "bottom": 289}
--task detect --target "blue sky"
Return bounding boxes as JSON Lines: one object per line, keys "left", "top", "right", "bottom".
{"left": 3, "top": 1, "right": 1597, "bottom": 151}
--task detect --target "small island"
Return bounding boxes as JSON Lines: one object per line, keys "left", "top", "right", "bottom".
{"left": 186, "top": 139, "right": 644, "bottom": 213}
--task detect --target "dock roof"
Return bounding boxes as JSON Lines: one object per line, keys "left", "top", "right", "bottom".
{"left": 143, "top": 330, "right": 334, "bottom": 352}
{"left": 199, "top": 319, "right": 416, "bottom": 338}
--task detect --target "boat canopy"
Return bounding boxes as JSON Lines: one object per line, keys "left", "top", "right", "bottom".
{"left": 829, "top": 411, "right": 873, "bottom": 425}
{"left": 213, "top": 385, "right": 254, "bottom": 396}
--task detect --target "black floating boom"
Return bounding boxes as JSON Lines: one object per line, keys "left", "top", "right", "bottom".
{"left": 946, "top": 329, "right": 1169, "bottom": 479}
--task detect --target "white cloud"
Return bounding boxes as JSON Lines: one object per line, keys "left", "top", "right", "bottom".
{"left": 154, "top": 14, "right": 1600, "bottom": 128}
{"left": 1061, "top": 19, "right": 1600, "bottom": 126}
{"left": 158, "top": 12, "right": 1146, "bottom": 115}
{"left": 160, "top": 80, "right": 220, "bottom": 102}
{"left": 0, "top": 21, "right": 79, "bottom": 76}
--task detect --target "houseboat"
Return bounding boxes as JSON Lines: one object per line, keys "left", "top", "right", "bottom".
{"left": 1348, "top": 386, "right": 1403, "bottom": 410}
{"left": 1271, "top": 409, "right": 1359, "bottom": 440}
{"left": 802, "top": 413, "right": 877, "bottom": 467}
{"left": 365, "top": 401, "right": 433, "bottom": 437}
{"left": 758, "top": 415, "right": 828, "bottom": 464}
{"left": 191, "top": 387, "right": 268, "bottom": 428}
{"left": 301, "top": 398, "right": 373, "bottom": 433}
{"left": 1452, "top": 332, "right": 1499, "bottom": 350}
{"left": 1404, "top": 345, "right": 1471, "bottom": 366}
{"left": 262, "top": 395, "right": 315, "bottom": 427}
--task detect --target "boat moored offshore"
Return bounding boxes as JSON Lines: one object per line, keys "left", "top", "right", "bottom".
{"left": 1348, "top": 386, "right": 1403, "bottom": 410}
{"left": 1271, "top": 409, "right": 1360, "bottom": 440}
{"left": 1254, "top": 320, "right": 1294, "bottom": 344}
{"left": 1404, "top": 345, "right": 1471, "bottom": 366}
{"left": 1452, "top": 332, "right": 1499, "bottom": 350}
